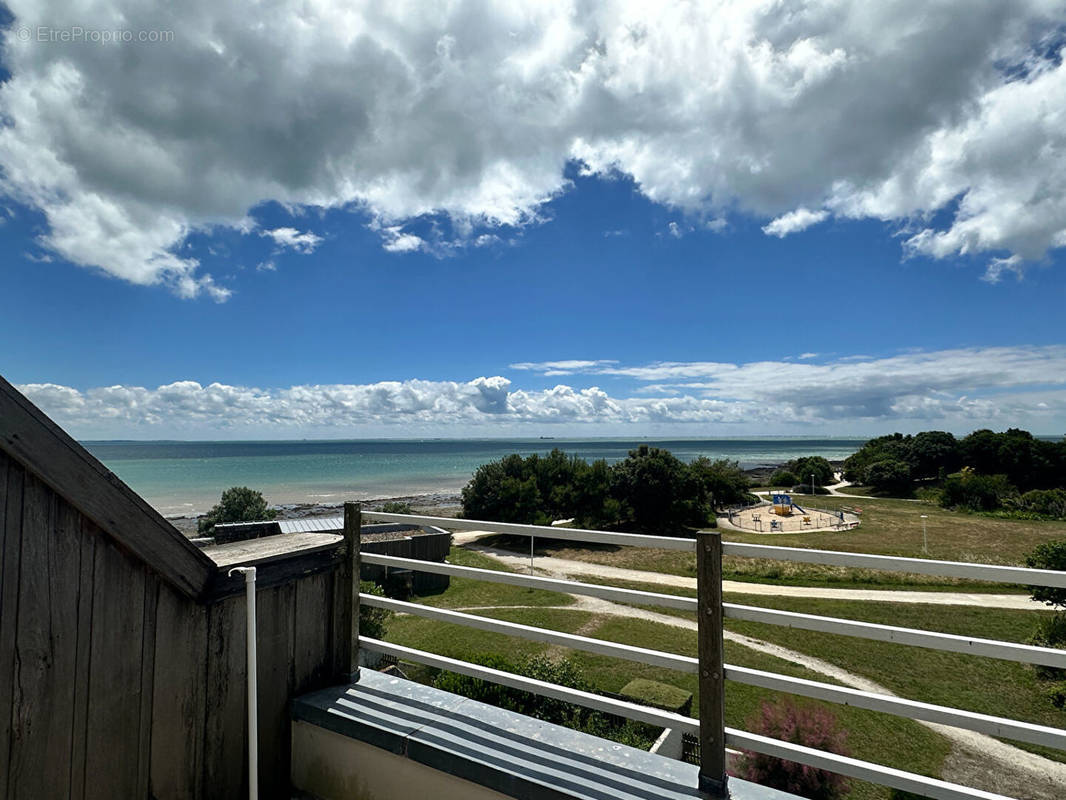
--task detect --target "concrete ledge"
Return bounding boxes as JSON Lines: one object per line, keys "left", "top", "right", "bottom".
{"left": 292, "top": 670, "right": 799, "bottom": 800}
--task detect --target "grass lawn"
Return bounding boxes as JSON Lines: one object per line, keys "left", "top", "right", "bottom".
{"left": 384, "top": 600, "right": 947, "bottom": 800}
{"left": 416, "top": 546, "right": 575, "bottom": 609}
{"left": 568, "top": 573, "right": 1066, "bottom": 762}
{"left": 469, "top": 495, "right": 1066, "bottom": 590}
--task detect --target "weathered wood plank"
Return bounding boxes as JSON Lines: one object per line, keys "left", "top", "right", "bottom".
{"left": 7, "top": 482, "right": 80, "bottom": 798}
{"left": 150, "top": 582, "right": 207, "bottom": 800}
{"left": 0, "top": 376, "right": 213, "bottom": 599}
{"left": 136, "top": 575, "right": 159, "bottom": 797}
{"left": 0, "top": 457, "right": 25, "bottom": 800}
{"left": 256, "top": 583, "right": 296, "bottom": 799}
{"left": 202, "top": 545, "right": 345, "bottom": 603}
{"left": 203, "top": 596, "right": 247, "bottom": 800}
{"left": 205, "top": 532, "right": 342, "bottom": 568}
{"left": 83, "top": 537, "right": 146, "bottom": 800}
{"left": 68, "top": 518, "right": 98, "bottom": 800}
{"left": 293, "top": 571, "right": 331, "bottom": 695}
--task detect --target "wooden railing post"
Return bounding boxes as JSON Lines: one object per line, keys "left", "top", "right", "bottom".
{"left": 697, "top": 531, "right": 727, "bottom": 796}
{"left": 332, "top": 501, "right": 362, "bottom": 683}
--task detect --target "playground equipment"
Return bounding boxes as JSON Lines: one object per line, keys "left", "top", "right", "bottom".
{"left": 772, "top": 493, "right": 806, "bottom": 516}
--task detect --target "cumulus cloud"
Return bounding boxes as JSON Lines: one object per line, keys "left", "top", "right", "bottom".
{"left": 2, "top": 1, "right": 1066, "bottom": 298}
{"left": 763, "top": 208, "right": 829, "bottom": 238}
{"left": 19, "top": 346, "right": 1066, "bottom": 436}
{"left": 262, "top": 227, "right": 323, "bottom": 254}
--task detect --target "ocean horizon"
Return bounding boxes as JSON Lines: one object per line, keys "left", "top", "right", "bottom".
{"left": 83, "top": 437, "right": 868, "bottom": 518}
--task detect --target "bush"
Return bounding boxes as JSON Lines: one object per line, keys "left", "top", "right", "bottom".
{"left": 197, "top": 486, "right": 275, "bottom": 534}
{"left": 1011, "top": 489, "right": 1066, "bottom": 519}
{"left": 938, "top": 470, "right": 1017, "bottom": 512}
{"left": 358, "top": 581, "right": 392, "bottom": 640}
{"left": 770, "top": 469, "right": 799, "bottom": 487}
{"left": 689, "top": 457, "right": 756, "bottom": 508}
{"left": 1027, "top": 612, "right": 1066, "bottom": 680}
{"left": 378, "top": 500, "right": 414, "bottom": 514}
{"left": 433, "top": 654, "right": 659, "bottom": 748}
{"left": 1025, "top": 540, "right": 1066, "bottom": 610}
{"left": 611, "top": 445, "right": 708, "bottom": 533}
{"left": 731, "top": 699, "right": 850, "bottom": 800}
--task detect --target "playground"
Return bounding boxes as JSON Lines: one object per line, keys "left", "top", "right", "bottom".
{"left": 718, "top": 493, "right": 862, "bottom": 534}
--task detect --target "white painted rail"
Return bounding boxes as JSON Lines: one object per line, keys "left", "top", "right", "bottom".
{"left": 359, "top": 637, "right": 1014, "bottom": 800}
{"left": 357, "top": 509, "right": 1066, "bottom": 798}
{"left": 362, "top": 552, "right": 1066, "bottom": 668}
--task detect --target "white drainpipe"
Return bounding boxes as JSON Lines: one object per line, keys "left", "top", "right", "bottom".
{"left": 229, "top": 567, "right": 258, "bottom": 800}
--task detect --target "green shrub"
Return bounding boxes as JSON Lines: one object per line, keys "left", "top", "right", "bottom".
{"left": 1011, "top": 489, "right": 1066, "bottom": 519}
{"left": 358, "top": 581, "right": 392, "bottom": 640}
{"left": 1024, "top": 540, "right": 1066, "bottom": 610}
{"left": 433, "top": 654, "right": 659, "bottom": 749}
{"left": 197, "top": 486, "right": 275, "bottom": 534}
{"left": 770, "top": 469, "right": 799, "bottom": 487}
{"left": 378, "top": 500, "right": 414, "bottom": 514}
{"left": 938, "top": 470, "right": 1017, "bottom": 512}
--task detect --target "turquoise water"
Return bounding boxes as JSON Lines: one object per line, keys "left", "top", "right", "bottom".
{"left": 83, "top": 438, "right": 865, "bottom": 517}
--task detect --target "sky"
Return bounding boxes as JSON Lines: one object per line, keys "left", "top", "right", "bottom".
{"left": 2, "top": 1, "right": 1066, "bottom": 439}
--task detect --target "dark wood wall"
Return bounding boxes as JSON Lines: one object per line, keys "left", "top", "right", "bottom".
{"left": 362, "top": 531, "right": 451, "bottom": 594}
{"left": 0, "top": 449, "right": 348, "bottom": 800}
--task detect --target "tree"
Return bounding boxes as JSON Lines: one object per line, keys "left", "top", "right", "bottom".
{"left": 359, "top": 581, "right": 392, "bottom": 639}
{"left": 198, "top": 486, "right": 275, "bottom": 534}
{"left": 732, "top": 699, "right": 851, "bottom": 800}
{"left": 787, "top": 456, "right": 834, "bottom": 487}
{"left": 865, "top": 458, "right": 912, "bottom": 496}
{"left": 690, "top": 457, "right": 754, "bottom": 507}
{"left": 611, "top": 445, "right": 707, "bottom": 534}
{"left": 906, "top": 431, "right": 960, "bottom": 479}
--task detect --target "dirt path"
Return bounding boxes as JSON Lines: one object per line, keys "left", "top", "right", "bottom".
{"left": 464, "top": 543, "right": 1043, "bottom": 610}
{"left": 454, "top": 591, "right": 1066, "bottom": 799}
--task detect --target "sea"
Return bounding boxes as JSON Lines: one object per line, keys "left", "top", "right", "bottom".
{"left": 82, "top": 438, "right": 866, "bottom": 518}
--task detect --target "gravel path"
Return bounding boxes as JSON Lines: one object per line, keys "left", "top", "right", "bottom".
{"left": 463, "top": 542, "right": 1043, "bottom": 610}
{"left": 454, "top": 591, "right": 1066, "bottom": 799}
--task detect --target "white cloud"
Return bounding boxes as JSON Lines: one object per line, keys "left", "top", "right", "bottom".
{"left": 19, "top": 345, "right": 1066, "bottom": 437}
{"left": 2, "top": 1, "right": 1066, "bottom": 298}
{"left": 762, "top": 208, "right": 829, "bottom": 238}
{"left": 510, "top": 360, "right": 619, "bottom": 374}
{"left": 262, "top": 227, "right": 323, "bottom": 254}
{"left": 797, "top": 352, "right": 819, "bottom": 360}
{"left": 256, "top": 260, "right": 276, "bottom": 272}
{"left": 380, "top": 227, "right": 425, "bottom": 254}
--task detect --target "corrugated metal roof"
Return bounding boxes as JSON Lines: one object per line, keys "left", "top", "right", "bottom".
{"left": 277, "top": 516, "right": 344, "bottom": 534}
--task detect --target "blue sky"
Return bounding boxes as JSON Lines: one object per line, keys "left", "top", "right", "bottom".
{"left": 2, "top": 2, "right": 1066, "bottom": 438}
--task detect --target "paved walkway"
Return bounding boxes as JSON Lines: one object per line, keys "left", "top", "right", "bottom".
{"left": 461, "top": 542, "right": 1044, "bottom": 610}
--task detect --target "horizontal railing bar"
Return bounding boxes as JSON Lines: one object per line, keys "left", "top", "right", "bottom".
{"left": 362, "top": 595, "right": 1066, "bottom": 748}
{"left": 361, "top": 594, "right": 698, "bottom": 672}
{"left": 359, "top": 637, "right": 698, "bottom": 733}
{"left": 726, "top": 728, "right": 1011, "bottom": 800}
{"left": 360, "top": 638, "right": 1009, "bottom": 800}
{"left": 362, "top": 553, "right": 1065, "bottom": 668}
{"left": 723, "top": 542, "right": 1066, "bottom": 589}
{"left": 361, "top": 552, "right": 698, "bottom": 611}
{"left": 361, "top": 511, "right": 697, "bottom": 550}
{"left": 364, "top": 510, "right": 1065, "bottom": 588}
{"left": 727, "top": 664, "right": 1066, "bottom": 750}
{"left": 724, "top": 603, "right": 1066, "bottom": 669}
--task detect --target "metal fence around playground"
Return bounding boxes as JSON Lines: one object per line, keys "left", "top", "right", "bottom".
{"left": 340, "top": 504, "right": 1066, "bottom": 800}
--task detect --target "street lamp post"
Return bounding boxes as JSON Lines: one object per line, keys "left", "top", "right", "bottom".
{"left": 811, "top": 474, "right": 815, "bottom": 496}
{"left": 920, "top": 514, "right": 928, "bottom": 554}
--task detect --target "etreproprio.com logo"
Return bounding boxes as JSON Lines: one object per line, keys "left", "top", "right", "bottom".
{"left": 15, "top": 25, "right": 175, "bottom": 44}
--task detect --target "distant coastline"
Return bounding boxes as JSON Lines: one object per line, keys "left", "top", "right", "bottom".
{"left": 84, "top": 437, "right": 867, "bottom": 520}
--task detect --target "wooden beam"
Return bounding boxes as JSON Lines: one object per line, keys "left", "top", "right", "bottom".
{"left": 697, "top": 531, "right": 727, "bottom": 798}
{"left": 0, "top": 376, "right": 213, "bottom": 599}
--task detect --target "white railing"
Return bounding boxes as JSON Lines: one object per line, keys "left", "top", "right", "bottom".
{"left": 350, "top": 506, "right": 1065, "bottom": 800}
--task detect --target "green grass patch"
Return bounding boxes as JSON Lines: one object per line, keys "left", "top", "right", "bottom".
{"left": 416, "top": 547, "right": 574, "bottom": 609}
